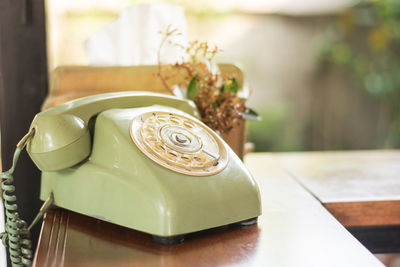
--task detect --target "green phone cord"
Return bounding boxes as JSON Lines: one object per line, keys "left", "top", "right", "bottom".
{"left": 0, "top": 129, "right": 54, "bottom": 266}
{"left": 0, "top": 146, "right": 32, "bottom": 266}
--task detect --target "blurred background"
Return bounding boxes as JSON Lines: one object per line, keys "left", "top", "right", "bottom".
{"left": 46, "top": 0, "right": 400, "bottom": 152}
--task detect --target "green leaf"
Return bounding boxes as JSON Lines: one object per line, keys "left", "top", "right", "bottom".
{"left": 230, "top": 77, "right": 239, "bottom": 93}
{"left": 186, "top": 76, "right": 200, "bottom": 100}
{"left": 220, "top": 77, "right": 239, "bottom": 93}
{"left": 241, "top": 108, "right": 261, "bottom": 121}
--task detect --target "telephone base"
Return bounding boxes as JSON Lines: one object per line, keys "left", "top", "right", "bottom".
{"left": 39, "top": 105, "right": 262, "bottom": 238}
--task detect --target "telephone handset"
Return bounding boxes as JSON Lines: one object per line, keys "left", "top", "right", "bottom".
{"left": 27, "top": 91, "right": 199, "bottom": 171}
{"left": 1, "top": 91, "right": 261, "bottom": 265}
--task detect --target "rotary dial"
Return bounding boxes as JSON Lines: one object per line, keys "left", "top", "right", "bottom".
{"left": 130, "top": 111, "right": 228, "bottom": 176}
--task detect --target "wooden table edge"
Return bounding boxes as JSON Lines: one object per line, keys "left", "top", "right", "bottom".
{"left": 324, "top": 200, "right": 400, "bottom": 227}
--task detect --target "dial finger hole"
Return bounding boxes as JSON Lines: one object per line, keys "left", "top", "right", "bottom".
{"left": 183, "top": 120, "right": 195, "bottom": 129}
{"left": 166, "top": 150, "right": 178, "bottom": 159}
{"left": 142, "top": 130, "right": 156, "bottom": 140}
{"left": 154, "top": 143, "right": 166, "bottom": 152}
{"left": 190, "top": 162, "right": 206, "bottom": 169}
{"left": 181, "top": 155, "right": 192, "bottom": 162}
{"left": 143, "top": 125, "right": 156, "bottom": 132}
{"left": 157, "top": 115, "right": 168, "bottom": 123}
{"left": 170, "top": 116, "right": 182, "bottom": 124}
{"left": 202, "top": 159, "right": 218, "bottom": 167}
{"left": 194, "top": 154, "right": 206, "bottom": 162}
{"left": 147, "top": 117, "right": 156, "bottom": 123}
{"left": 145, "top": 135, "right": 157, "bottom": 142}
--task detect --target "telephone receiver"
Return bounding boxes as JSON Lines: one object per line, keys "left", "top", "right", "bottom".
{"left": 3, "top": 91, "right": 261, "bottom": 253}
{"left": 26, "top": 91, "right": 199, "bottom": 171}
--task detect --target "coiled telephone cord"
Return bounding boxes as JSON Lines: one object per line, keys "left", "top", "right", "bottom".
{"left": 0, "top": 128, "right": 53, "bottom": 267}
{"left": 0, "top": 146, "right": 33, "bottom": 266}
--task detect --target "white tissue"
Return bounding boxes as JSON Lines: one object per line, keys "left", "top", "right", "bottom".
{"left": 85, "top": 3, "right": 188, "bottom": 66}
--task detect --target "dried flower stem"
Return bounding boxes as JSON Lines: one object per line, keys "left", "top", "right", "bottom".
{"left": 157, "top": 29, "right": 246, "bottom": 134}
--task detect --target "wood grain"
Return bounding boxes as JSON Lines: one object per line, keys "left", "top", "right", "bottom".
{"left": 32, "top": 154, "right": 383, "bottom": 267}
{"left": 324, "top": 201, "right": 400, "bottom": 227}
{"left": 274, "top": 150, "right": 400, "bottom": 203}
{"left": 274, "top": 150, "right": 400, "bottom": 227}
{"left": 43, "top": 64, "right": 244, "bottom": 109}
{"left": 33, "top": 209, "right": 69, "bottom": 267}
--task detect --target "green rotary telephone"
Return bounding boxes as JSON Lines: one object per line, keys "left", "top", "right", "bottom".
{"left": 1, "top": 91, "right": 261, "bottom": 266}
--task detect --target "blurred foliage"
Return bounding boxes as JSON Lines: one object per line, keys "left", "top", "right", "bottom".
{"left": 248, "top": 105, "right": 305, "bottom": 152}
{"left": 316, "top": 0, "right": 400, "bottom": 146}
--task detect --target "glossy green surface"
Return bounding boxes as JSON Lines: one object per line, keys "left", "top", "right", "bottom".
{"left": 27, "top": 92, "right": 198, "bottom": 171}
{"left": 39, "top": 105, "right": 261, "bottom": 236}
{"left": 30, "top": 130, "right": 91, "bottom": 171}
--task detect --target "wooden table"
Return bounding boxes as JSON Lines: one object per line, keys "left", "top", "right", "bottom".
{"left": 273, "top": 150, "right": 400, "bottom": 226}
{"left": 273, "top": 150, "right": 400, "bottom": 253}
{"left": 33, "top": 153, "right": 383, "bottom": 267}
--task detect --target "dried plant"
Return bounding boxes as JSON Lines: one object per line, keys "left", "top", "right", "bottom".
{"left": 157, "top": 26, "right": 258, "bottom": 134}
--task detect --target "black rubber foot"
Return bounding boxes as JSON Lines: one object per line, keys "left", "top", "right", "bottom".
{"left": 152, "top": 234, "right": 185, "bottom": 245}
{"left": 236, "top": 217, "right": 258, "bottom": 226}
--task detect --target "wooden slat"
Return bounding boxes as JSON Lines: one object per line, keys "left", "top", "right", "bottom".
{"left": 324, "top": 200, "right": 400, "bottom": 227}
{"left": 43, "top": 64, "right": 245, "bottom": 109}
{"left": 33, "top": 209, "right": 69, "bottom": 266}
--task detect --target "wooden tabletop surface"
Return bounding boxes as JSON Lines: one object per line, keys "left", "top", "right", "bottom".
{"left": 273, "top": 150, "right": 400, "bottom": 202}
{"left": 273, "top": 150, "right": 400, "bottom": 226}
{"left": 33, "top": 153, "right": 383, "bottom": 267}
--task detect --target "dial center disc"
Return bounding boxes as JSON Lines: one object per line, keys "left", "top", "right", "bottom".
{"left": 160, "top": 125, "right": 202, "bottom": 153}
{"left": 173, "top": 133, "right": 189, "bottom": 145}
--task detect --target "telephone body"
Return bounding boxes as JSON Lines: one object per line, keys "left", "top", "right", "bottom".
{"left": 26, "top": 91, "right": 261, "bottom": 241}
